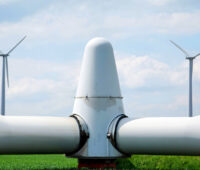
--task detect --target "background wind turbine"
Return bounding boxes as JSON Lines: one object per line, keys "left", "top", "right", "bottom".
{"left": 170, "top": 40, "right": 200, "bottom": 117}
{"left": 0, "top": 36, "right": 26, "bottom": 116}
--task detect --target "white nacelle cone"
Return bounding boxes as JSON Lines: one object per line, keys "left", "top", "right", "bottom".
{"left": 76, "top": 37, "right": 121, "bottom": 97}
{"left": 73, "top": 37, "right": 125, "bottom": 158}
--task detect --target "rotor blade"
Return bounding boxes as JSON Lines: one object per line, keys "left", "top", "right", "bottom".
{"left": 0, "top": 116, "right": 81, "bottom": 154}
{"left": 194, "top": 53, "right": 200, "bottom": 58}
{"left": 7, "top": 36, "right": 26, "bottom": 55}
{"left": 170, "top": 40, "right": 190, "bottom": 57}
{"left": 5, "top": 57, "right": 9, "bottom": 88}
{"left": 116, "top": 117, "right": 200, "bottom": 155}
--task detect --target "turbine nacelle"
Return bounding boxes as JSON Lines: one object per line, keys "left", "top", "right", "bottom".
{"left": 0, "top": 54, "right": 9, "bottom": 57}
{"left": 186, "top": 54, "right": 200, "bottom": 60}
{"left": 186, "top": 56, "right": 196, "bottom": 60}
{"left": 0, "top": 51, "right": 9, "bottom": 57}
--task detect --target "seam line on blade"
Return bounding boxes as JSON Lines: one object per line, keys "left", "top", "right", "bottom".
{"left": 74, "top": 96, "right": 123, "bottom": 99}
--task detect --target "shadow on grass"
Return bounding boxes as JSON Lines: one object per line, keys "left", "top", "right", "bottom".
{"left": 35, "top": 159, "right": 135, "bottom": 170}
{"left": 115, "top": 158, "right": 135, "bottom": 169}
{"left": 37, "top": 168, "right": 93, "bottom": 170}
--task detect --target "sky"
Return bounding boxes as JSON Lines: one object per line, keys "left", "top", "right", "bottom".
{"left": 0, "top": 0, "right": 200, "bottom": 118}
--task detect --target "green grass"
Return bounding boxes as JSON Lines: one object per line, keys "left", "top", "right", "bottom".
{"left": 0, "top": 154, "right": 200, "bottom": 169}
{"left": 0, "top": 155, "right": 77, "bottom": 170}
{"left": 117, "top": 155, "right": 200, "bottom": 170}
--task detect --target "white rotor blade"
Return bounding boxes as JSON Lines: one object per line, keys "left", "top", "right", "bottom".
{"left": 116, "top": 116, "right": 200, "bottom": 155}
{"left": 7, "top": 36, "right": 26, "bottom": 55}
{"left": 194, "top": 53, "right": 200, "bottom": 58}
{"left": 170, "top": 40, "right": 190, "bottom": 57}
{"left": 5, "top": 57, "right": 9, "bottom": 88}
{"left": 0, "top": 116, "right": 80, "bottom": 154}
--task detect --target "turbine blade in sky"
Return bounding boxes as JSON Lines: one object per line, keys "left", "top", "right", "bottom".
{"left": 7, "top": 36, "right": 26, "bottom": 55}
{"left": 193, "top": 53, "right": 200, "bottom": 58}
{"left": 170, "top": 40, "right": 190, "bottom": 57}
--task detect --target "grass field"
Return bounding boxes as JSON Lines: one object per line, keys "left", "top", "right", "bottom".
{"left": 0, "top": 154, "right": 200, "bottom": 169}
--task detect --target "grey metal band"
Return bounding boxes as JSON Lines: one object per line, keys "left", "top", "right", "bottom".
{"left": 67, "top": 114, "right": 89, "bottom": 155}
{"left": 107, "top": 114, "right": 130, "bottom": 156}
{"left": 75, "top": 96, "right": 123, "bottom": 99}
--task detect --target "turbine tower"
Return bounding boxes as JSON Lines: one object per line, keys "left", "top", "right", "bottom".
{"left": 170, "top": 40, "right": 200, "bottom": 117}
{"left": 0, "top": 36, "right": 26, "bottom": 116}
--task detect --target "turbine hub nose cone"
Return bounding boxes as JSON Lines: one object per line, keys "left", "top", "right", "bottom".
{"left": 76, "top": 37, "right": 122, "bottom": 97}
{"left": 85, "top": 37, "right": 112, "bottom": 52}
{"left": 72, "top": 38, "right": 125, "bottom": 158}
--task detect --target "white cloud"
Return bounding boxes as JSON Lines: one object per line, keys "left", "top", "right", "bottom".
{"left": 115, "top": 55, "right": 200, "bottom": 117}
{"left": 0, "top": 10, "right": 89, "bottom": 43}
{"left": 2, "top": 58, "right": 80, "bottom": 115}
{"left": 0, "top": 2, "right": 200, "bottom": 44}
{"left": 116, "top": 55, "right": 189, "bottom": 88}
{"left": 0, "top": 0, "right": 22, "bottom": 5}
{"left": 147, "top": 0, "right": 172, "bottom": 6}
{"left": 104, "top": 11, "right": 200, "bottom": 36}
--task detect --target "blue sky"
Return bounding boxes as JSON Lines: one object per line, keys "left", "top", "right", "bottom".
{"left": 0, "top": 0, "right": 200, "bottom": 117}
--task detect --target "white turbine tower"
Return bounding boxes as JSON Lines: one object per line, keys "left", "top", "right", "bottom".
{"left": 0, "top": 36, "right": 26, "bottom": 116}
{"left": 170, "top": 40, "right": 200, "bottom": 117}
